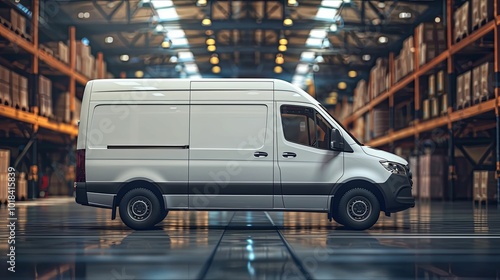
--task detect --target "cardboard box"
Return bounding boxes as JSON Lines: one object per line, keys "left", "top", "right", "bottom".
{"left": 0, "top": 173, "right": 8, "bottom": 203}
{"left": 0, "top": 65, "right": 10, "bottom": 105}
{"left": 54, "top": 92, "right": 70, "bottom": 123}
{"left": 479, "top": 0, "right": 494, "bottom": 25}
{"left": 19, "top": 75, "right": 28, "bottom": 110}
{"left": 0, "top": 149, "right": 10, "bottom": 171}
{"left": 454, "top": 6, "right": 462, "bottom": 42}
{"left": 45, "top": 41, "right": 69, "bottom": 64}
{"left": 422, "top": 99, "right": 430, "bottom": 120}
{"left": 463, "top": 70, "right": 472, "bottom": 106}
{"left": 480, "top": 62, "right": 494, "bottom": 101}
{"left": 437, "top": 70, "right": 445, "bottom": 93}
{"left": 441, "top": 93, "right": 448, "bottom": 115}
{"left": 472, "top": 0, "right": 480, "bottom": 29}
{"left": 461, "top": 1, "right": 470, "bottom": 37}
{"left": 10, "top": 72, "right": 20, "bottom": 109}
{"left": 456, "top": 74, "right": 464, "bottom": 107}
{"left": 431, "top": 98, "right": 439, "bottom": 118}
{"left": 472, "top": 66, "right": 481, "bottom": 102}
{"left": 428, "top": 74, "right": 436, "bottom": 97}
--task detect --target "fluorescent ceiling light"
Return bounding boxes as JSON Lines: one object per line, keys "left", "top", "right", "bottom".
{"left": 167, "top": 29, "right": 186, "bottom": 39}
{"left": 306, "top": 38, "right": 323, "bottom": 46}
{"left": 321, "top": 0, "right": 343, "bottom": 8}
{"left": 309, "top": 29, "right": 327, "bottom": 38}
{"left": 178, "top": 51, "right": 194, "bottom": 60}
{"left": 316, "top": 7, "right": 337, "bottom": 20}
{"left": 184, "top": 63, "right": 199, "bottom": 74}
{"left": 300, "top": 52, "right": 316, "bottom": 61}
{"left": 171, "top": 38, "right": 188, "bottom": 46}
{"left": 157, "top": 7, "right": 178, "bottom": 20}
{"left": 296, "top": 63, "right": 309, "bottom": 74}
{"left": 189, "top": 74, "right": 202, "bottom": 79}
{"left": 152, "top": 0, "right": 173, "bottom": 8}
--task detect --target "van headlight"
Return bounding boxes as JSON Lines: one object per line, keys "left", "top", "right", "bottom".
{"left": 380, "top": 160, "right": 407, "bottom": 175}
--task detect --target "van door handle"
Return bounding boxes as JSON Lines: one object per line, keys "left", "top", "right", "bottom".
{"left": 282, "top": 152, "right": 297, "bottom": 158}
{"left": 254, "top": 151, "right": 268, "bottom": 158}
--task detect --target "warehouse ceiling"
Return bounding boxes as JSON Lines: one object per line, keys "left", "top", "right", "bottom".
{"left": 20, "top": 0, "right": 443, "bottom": 103}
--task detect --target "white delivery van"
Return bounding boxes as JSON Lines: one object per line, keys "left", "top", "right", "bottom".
{"left": 75, "top": 79, "right": 414, "bottom": 230}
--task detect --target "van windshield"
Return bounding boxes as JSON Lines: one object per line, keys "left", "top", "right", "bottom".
{"left": 318, "top": 104, "right": 364, "bottom": 146}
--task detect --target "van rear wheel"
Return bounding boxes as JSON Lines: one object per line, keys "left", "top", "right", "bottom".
{"left": 338, "top": 188, "right": 380, "bottom": 230}
{"left": 119, "top": 188, "right": 162, "bottom": 230}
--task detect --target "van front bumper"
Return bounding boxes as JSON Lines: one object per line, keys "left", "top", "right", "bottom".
{"left": 379, "top": 173, "right": 415, "bottom": 213}
{"left": 74, "top": 182, "right": 88, "bottom": 205}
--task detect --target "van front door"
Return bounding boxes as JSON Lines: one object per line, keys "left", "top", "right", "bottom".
{"left": 276, "top": 103, "right": 344, "bottom": 210}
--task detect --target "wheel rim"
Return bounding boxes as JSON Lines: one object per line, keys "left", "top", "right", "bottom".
{"left": 346, "top": 196, "right": 372, "bottom": 222}
{"left": 127, "top": 196, "right": 152, "bottom": 222}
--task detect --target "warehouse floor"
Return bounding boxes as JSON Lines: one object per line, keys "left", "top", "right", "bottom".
{"left": 1, "top": 198, "right": 500, "bottom": 279}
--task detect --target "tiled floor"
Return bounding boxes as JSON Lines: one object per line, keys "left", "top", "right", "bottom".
{"left": 1, "top": 198, "right": 500, "bottom": 279}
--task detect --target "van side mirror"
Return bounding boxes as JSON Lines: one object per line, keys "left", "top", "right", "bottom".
{"left": 330, "top": 128, "right": 343, "bottom": 151}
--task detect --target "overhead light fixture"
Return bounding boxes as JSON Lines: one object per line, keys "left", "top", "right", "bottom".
{"left": 155, "top": 25, "right": 164, "bottom": 32}
{"left": 312, "top": 64, "right": 320, "bottom": 72}
{"left": 377, "top": 1, "right": 386, "bottom": 8}
{"left": 378, "top": 36, "right": 388, "bottom": 44}
{"left": 435, "top": 16, "right": 441, "bottom": 23}
{"left": 78, "top": 12, "right": 90, "bottom": 19}
{"left": 287, "top": 0, "right": 298, "bottom": 6}
{"left": 205, "top": 30, "right": 214, "bottom": 36}
{"left": 274, "top": 66, "right": 283, "bottom": 74}
{"left": 283, "top": 17, "right": 293, "bottom": 26}
{"left": 399, "top": 12, "right": 411, "bottom": 19}
{"left": 210, "top": 54, "right": 219, "bottom": 64}
{"left": 120, "top": 54, "right": 130, "bottom": 62}
{"left": 279, "top": 38, "right": 288, "bottom": 45}
{"left": 362, "top": 54, "right": 371, "bottom": 61}
{"left": 138, "top": 0, "right": 152, "bottom": 8}
{"left": 315, "top": 55, "right": 324, "bottom": 63}
{"left": 135, "top": 70, "right": 144, "bottom": 78}
{"left": 343, "top": 0, "right": 351, "bottom": 3}
{"left": 322, "top": 38, "right": 330, "bottom": 48}
{"left": 201, "top": 18, "right": 212, "bottom": 26}
{"left": 212, "top": 65, "right": 221, "bottom": 74}
{"left": 104, "top": 36, "right": 114, "bottom": 44}
{"left": 81, "top": 37, "right": 90, "bottom": 45}
{"left": 278, "top": 44, "right": 287, "bottom": 52}
{"left": 330, "top": 23, "right": 338, "bottom": 32}
{"left": 161, "top": 39, "right": 172, "bottom": 49}
{"left": 275, "top": 54, "right": 284, "bottom": 65}
{"left": 206, "top": 38, "right": 216, "bottom": 45}
{"left": 348, "top": 70, "right": 357, "bottom": 78}
{"left": 169, "top": 55, "right": 178, "bottom": 63}
{"left": 207, "top": 45, "right": 216, "bottom": 52}
{"left": 338, "top": 81, "right": 347, "bottom": 90}
{"left": 197, "top": 0, "right": 207, "bottom": 6}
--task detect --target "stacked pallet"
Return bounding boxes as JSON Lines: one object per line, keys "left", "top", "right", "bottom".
{"left": 423, "top": 70, "right": 448, "bottom": 119}
{"left": 369, "top": 58, "right": 388, "bottom": 98}
{"left": 473, "top": 171, "right": 497, "bottom": 203}
{"left": 54, "top": 93, "right": 83, "bottom": 124}
{"left": 76, "top": 42, "right": 96, "bottom": 79}
{"left": 0, "top": 66, "right": 10, "bottom": 105}
{"left": 454, "top": 1, "right": 470, "bottom": 42}
{"left": 472, "top": 62, "right": 494, "bottom": 104}
{"left": 419, "top": 154, "right": 446, "bottom": 199}
{"left": 38, "top": 75, "right": 53, "bottom": 117}
{"left": 417, "top": 22, "right": 446, "bottom": 66}
{"left": 373, "top": 108, "right": 389, "bottom": 138}
{"left": 0, "top": 149, "right": 10, "bottom": 204}
{"left": 472, "top": 0, "right": 493, "bottom": 30}
{"left": 457, "top": 70, "right": 472, "bottom": 109}
{"left": 10, "top": 73, "right": 28, "bottom": 111}
{"left": 0, "top": 9, "right": 28, "bottom": 38}
{"left": 45, "top": 42, "right": 69, "bottom": 64}
{"left": 409, "top": 156, "right": 419, "bottom": 197}
{"left": 17, "top": 172, "right": 27, "bottom": 200}
{"left": 394, "top": 36, "right": 414, "bottom": 82}
{"left": 437, "top": 70, "right": 448, "bottom": 115}
{"left": 353, "top": 79, "right": 367, "bottom": 111}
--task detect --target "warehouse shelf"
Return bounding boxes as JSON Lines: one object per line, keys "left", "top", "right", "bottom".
{"left": 365, "top": 97, "right": 499, "bottom": 147}
{"left": 342, "top": 15, "right": 500, "bottom": 138}
{"left": 0, "top": 103, "right": 78, "bottom": 136}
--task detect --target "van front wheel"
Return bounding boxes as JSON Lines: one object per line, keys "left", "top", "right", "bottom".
{"left": 119, "top": 188, "right": 162, "bottom": 230}
{"left": 338, "top": 188, "right": 380, "bottom": 230}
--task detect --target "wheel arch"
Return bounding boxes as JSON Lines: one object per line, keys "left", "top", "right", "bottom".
{"left": 331, "top": 179, "right": 386, "bottom": 213}
{"left": 116, "top": 180, "right": 165, "bottom": 210}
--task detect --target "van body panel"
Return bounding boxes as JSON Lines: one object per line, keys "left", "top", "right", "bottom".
{"left": 191, "top": 81, "right": 273, "bottom": 91}
{"left": 90, "top": 79, "right": 191, "bottom": 92}
{"left": 90, "top": 90, "right": 190, "bottom": 102}
{"left": 76, "top": 81, "right": 93, "bottom": 150}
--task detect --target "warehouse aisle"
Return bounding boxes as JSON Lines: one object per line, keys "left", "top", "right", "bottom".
{"left": 1, "top": 199, "right": 500, "bottom": 279}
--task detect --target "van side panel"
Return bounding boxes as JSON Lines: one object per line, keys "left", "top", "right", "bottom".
{"left": 76, "top": 81, "right": 93, "bottom": 150}
{"left": 85, "top": 97, "right": 190, "bottom": 209}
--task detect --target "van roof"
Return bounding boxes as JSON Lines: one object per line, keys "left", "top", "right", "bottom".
{"left": 89, "top": 78, "right": 299, "bottom": 92}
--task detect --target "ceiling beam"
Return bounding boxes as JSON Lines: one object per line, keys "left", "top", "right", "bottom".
{"left": 65, "top": 19, "right": 412, "bottom": 35}
{"left": 101, "top": 44, "right": 389, "bottom": 56}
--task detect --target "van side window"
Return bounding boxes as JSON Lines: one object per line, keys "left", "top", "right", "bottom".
{"left": 281, "top": 105, "right": 332, "bottom": 149}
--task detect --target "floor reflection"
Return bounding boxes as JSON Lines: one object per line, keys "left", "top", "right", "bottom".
{"left": 0, "top": 199, "right": 499, "bottom": 279}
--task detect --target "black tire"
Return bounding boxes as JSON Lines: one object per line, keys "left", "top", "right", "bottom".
{"left": 155, "top": 209, "right": 169, "bottom": 225}
{"left": 119, "top": 188, "right": 162, "bottom": 230}
{"left": 338, "top": 188, "right": 380, "bottom": 230}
